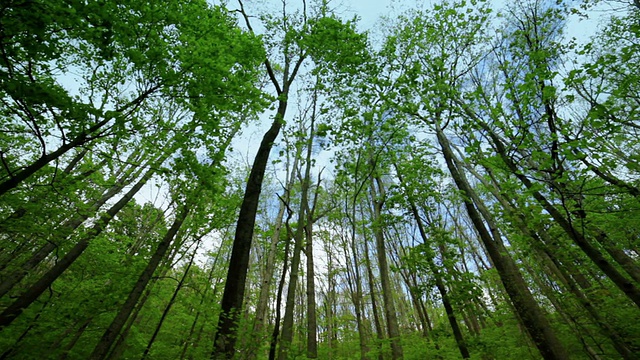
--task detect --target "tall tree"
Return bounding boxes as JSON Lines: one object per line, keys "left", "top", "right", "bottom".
{"left": 212, "top": 1, "right": 306, "bottom": 355}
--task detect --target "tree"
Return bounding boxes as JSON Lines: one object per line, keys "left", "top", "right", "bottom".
{"left": 213, "top": 2, "right": 367, "bottom": 356}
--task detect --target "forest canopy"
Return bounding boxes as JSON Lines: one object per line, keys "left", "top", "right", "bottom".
{"left": 1, "top": 0, "right": 639, "bottom": 359}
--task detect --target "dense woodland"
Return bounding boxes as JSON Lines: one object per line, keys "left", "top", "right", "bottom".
{"left": 1, "top": 0, "right": 639, "bottom": 359}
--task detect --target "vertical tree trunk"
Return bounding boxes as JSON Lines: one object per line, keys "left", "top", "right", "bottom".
{"left": 213, "top": 37, "right": 306, "bottom": 354}
{"left": 179, "top": 238, "right": 227, "bottom": 360}
{"left": 246, "top": 147, "right": 301, "bottom": 360}
{"left": 278, "top": 117, "right": 316, "bottom": 360}
{"left": 269, "top": 211, "right": 294, "bottom": 360}
{"left": 89, "top": 205, "right": 190, "bottom": 360}
{"left": 141, "top": 240, "right": 201, "bottom": 359}
{"left": 369, "top": 174, "right": 404, "bottom": 360}
{"left": 363, "top": 231, "right": 385, "bottom": 360}
{"left": 394, "top": 164, "right": 468, "bottom": 356}
{"left": 324, "top": 247, "right": 338, "bottom": 358}
{"left": 305, "top": 211, "right": 318, "bottom": 358}
{"left": 345, "top": 228, "right": 370, "bottom": 360}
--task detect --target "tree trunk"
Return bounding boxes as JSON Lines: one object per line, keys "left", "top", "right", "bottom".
{"left": 363, "top": 231, "right": 385, "bottom": 360}
{"left": 269, "top": 210, "right": 294, "bottom": 360}
{"left": 58, "top": 317, "right": 93, "bottom": 360}
{"left": 305, "top": 210, "right": 318, "bottom": 359}
{"left": 141, "top": 239, "right": 200, "bottom": 359}
{"left": 369, "top": 174, "right": 404, "bottom": 360}
{"left": 108, "top": 281, "right": 156, "bottom": 360}
{"left": 213, "top": 44, "right": 305, "bottom": 355}
{"left": 249, "top": 145, "right": 300, "bottom": 360}
{"left": 0, "top": 119, "right": 108, "bottom": 197}
{"left": 457, "top": 100, "right": 640, "bottom": 308}
{"left": 89, "top": 205, "right": 190, "bottom": 360}
{"left": 278, "top": 117, "right": 316, "bottom": 360}
{"left": 0, "top": 294, "right": 50, "bottom": 360}
{"left": 324, "top": 247, "right": 338, "bottom": 358}
{"left": 180, "top": 238, "right": 226, "bottom": 360}
{"left": 345, "top": 228, "right": 370, "bottom": 360}
{"left": 411, "top": 210, "right": 470, "bottom": 359}
{"left": 394, "top": 164, "right": 468, "bottom": 356}
{"left": 466, "top": 160, "right": 638, "bottom": 359}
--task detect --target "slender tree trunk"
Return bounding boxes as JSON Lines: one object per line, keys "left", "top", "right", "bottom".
{"left": 109, "top": 281, "right": 156, "bottom": 360}
{"left": 180, "top": 239, "right": 226, "bottom": 360}
{"left": 107, "top": 238, "right": 189, "bottom": 359}
{"left": 324, "top": 247, "right": 338, "bottom": 358}
{"left": 0, "top": 294, "right": 51, "bottom": 360}
{"left": 345, "top": 229, "right": 370, "bottom": 360}
{"left": 141, "top": 240, "right": 200, "bottom": 359}
{"left": 0, "top": 155, "right": 105, "bottom": 274}
{"left": 369, "top": 174, "right": 404, "bottom": 360}
{"left": 248, "top": 148, "right": 300, "bottom": 360}
{"left": 394, "top": 165, "right": 468, "bottom": 356}
{"left": 58, "top": 317, "right": 92, "bottom": 360}
{"left": 269, "top": 211, "right": 294, "bottom": 360}
{"left": 278, "top": 118, "right": 316, "bottom": 360}
{"left": 213, "top": 52, "right": 304, "bottom": 356}
{"left": 89, "top": 205, "right": 190, "bottom": 360}
{"left": 592, "top": 230, "right": 640, "bottom": 284}
{"left": 404, "top": 271, "right": 432, "bottom": 339}
{"left": 0, "top": 147, "right": 98, "bottom": 246}
{"left": 466, "top": 161, "right": 638, "bottom": 359}
{"left": 413, "top": 217, "right": 470, "bottom": 358}
{"left": 305, "top": 214, "right": 318, "bottom": 359}
{"left": 363, "top": 231, "right": 385, "bottom": 360}
{"left": 456, "top": 99, "right": 640, "bottom": 308}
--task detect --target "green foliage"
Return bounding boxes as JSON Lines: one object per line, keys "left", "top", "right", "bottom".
{"left": 300, "top": 16, "right": 369, "bottom": 73}
{"left": 2, "top": 0, "right": 640, "bottom": 359}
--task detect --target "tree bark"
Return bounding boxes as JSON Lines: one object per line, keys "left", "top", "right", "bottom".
{"left": 212, "top": 12, "right": 306, "bottom": 350}
{"left": 89, "top": 205, "right": 190, "bottom": 360}
{"left": 369, "top": 173, "right": 404, "bottom": 360}
{"left": 249, "top": 145, "right": 300, "bottom": 360}
{"left": 278, "top": 118, "right": 316, "bottom": 360}
{"left": 141, "top": 239, "right": 200, "bottom": 359}
{"left": 363, "top": 230, "right": 385, "bottom": 360}
{"left": 269, "top": 208, "right": 294, "bottom": 360}
{"left": 305, "top": 203, "right": 318, "bottom": 358}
